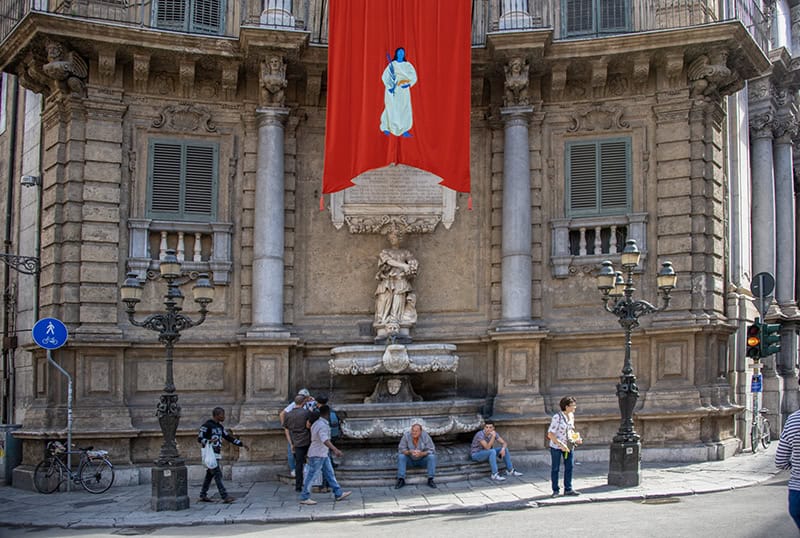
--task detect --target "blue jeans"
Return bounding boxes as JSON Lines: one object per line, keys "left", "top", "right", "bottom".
{"left": 789, "top": 489, "right": 800, "bottom": 529}
{"left": 471, "top": 448, "right": 513, "bottom": 474}
{"left": 200, "top": 463, "right": 228, "bottom": 499}
{"left": 397, "top": 453, "right": 437, "bottom": 478}
{"left": 300, "top": 456, "right": 343, "bottom": 500}
{"left": 550, "top": 447, "right": 574, "bottom": 493}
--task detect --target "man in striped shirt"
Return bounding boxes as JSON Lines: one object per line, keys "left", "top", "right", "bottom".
{"left": 776, "top": 408, "right": 800, "bottom": 529}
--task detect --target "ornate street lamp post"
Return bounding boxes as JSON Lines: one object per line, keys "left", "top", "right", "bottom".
{"left": 596, "top": 239, "right": 677, "bottom": 487}
{"left": 119, "top": 249, "right": 215, "bottom": 511}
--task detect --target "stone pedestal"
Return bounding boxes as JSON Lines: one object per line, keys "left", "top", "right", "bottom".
{"left": 608, "top": 440, "right": 641, "bottom": 487}
{"left": 151, "top": 465, "right": 189, "bottom": 511}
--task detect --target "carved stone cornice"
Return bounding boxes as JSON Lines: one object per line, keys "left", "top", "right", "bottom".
{"left": 343, "top": 215, "right": 441, "bottom": 235}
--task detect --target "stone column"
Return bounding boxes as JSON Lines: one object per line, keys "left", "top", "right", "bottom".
{"left": 773, "top": 120, "right": 797, "bottom": 313}
{"left": 499, "top": 105, "right": 534, "bottom": 329}
{"left": 248, "top": 107, "right": 290, "bottom": 337}
{"left": 773, "top": 118, "right": 800, "bottom": 415}
{"left": 749, "top": 113, "right": 776, "bottom": 279}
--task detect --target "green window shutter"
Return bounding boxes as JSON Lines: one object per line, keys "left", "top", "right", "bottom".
{"left": 150, "top": 142, "right": 182, "bottom": 214}
{"left": 184, "top": 144, "right": 217, "bottom": 216}
{"left": 599, "top": 0, "right": 629, "bottom": 33}
{"left": 191, "top": 0, "right": 225, "bottom": 34}
{"left": 148, "top": 139, "right": 218, "bottom": 222}
{"left": 567, "top": 138, "right": 630, "bottom": 217}
{"left": 155, "top": 0, "right": 188, "bottom": 31}
{"left": 599, "top": 140, "right": 629, "bottom": 211}
{"left": 564, "top": 0, "right": 593, "bottom": 35}
{"left": 567, "top": 142, "right": 598, "bottom": 214}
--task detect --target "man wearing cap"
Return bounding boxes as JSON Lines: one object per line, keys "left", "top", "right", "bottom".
{"left": 282, "top": 393, "right": 312, "bottom": 492}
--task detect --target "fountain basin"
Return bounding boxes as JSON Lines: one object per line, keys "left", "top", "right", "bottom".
{"left": 338, "top": 399, "right": 484, "bottom": 439}
{"left": 329, "top": 343, "right": 459, "bottom": 375}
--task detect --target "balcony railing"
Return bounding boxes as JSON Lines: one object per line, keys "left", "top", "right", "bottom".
{"left": 0, "top": 0, "right": 770, "bottom": 57}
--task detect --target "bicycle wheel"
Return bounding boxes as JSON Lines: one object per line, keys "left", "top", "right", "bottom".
{"left": 750, "top": 421, "right": 760, "bottom": 453}
{"left": 33, "top": 458, "right": 64, "bottom": 494}
{"left": 761, "top": 418, "right": 772, "bottom": 449}
{"left": 79, "top": 457, "right": 114, "bottom": 493}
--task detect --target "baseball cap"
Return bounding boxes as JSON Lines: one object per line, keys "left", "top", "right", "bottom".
{"left": 298, "top": 388, "right": 311, "bottom": 397}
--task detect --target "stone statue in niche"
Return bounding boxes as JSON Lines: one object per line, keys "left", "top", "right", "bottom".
{"left": 503, "top": 56, "right": 529, "bottom": 107}
{"left": 259, "top": 55, "right": 287, "bottom": 106}
{"left": 42, "top": 40, "right": 88, "bottom": 96}
{"left": 373, "top": 227, "right": 418, "bottom": 343}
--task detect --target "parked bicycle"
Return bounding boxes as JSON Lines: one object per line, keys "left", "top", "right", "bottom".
{"left": 33, "top": 441, "right": 115, "bottom": 494}
{"left": 751, "top": 407, "right": 771, "bottom": 452}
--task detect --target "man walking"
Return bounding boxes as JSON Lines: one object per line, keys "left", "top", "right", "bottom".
{"left": 395, "top": 423, "right": 437, "bottom": 488}
{"left": 299, "top": 405, "right": 351, "bottom": 505}
{"left": 776, "top": 407, "right": 800, "bottom": 529}
{"left": 283, "top": 394, "right": 311, "bottom": 492}
{"left": 470, "top": 420, "right": 523, "bottom": 481}
{"left": 197, "top": 407, "right": 246, "bottom": 503}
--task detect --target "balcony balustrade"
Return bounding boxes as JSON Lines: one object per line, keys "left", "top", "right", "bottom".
{"left": 0, "top": 0, "right": 770, "bottom": 52}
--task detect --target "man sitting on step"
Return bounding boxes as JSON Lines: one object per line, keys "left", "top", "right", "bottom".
{"left": 396, "top": 423, "right": 437, "bottom": 489}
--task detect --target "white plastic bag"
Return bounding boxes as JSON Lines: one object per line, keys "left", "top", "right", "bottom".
{"left": 201, "top": 441, "right": 218, "bottom": 470}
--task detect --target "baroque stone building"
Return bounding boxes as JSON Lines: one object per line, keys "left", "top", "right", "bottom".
{"left": 0, "top": 0, "right": 795, "bottom": 485}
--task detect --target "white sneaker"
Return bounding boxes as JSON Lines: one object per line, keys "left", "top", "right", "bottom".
{"left": 290, "top": 469, "right": 296, "bottom": 478}
{"left": 299, "top": 498, "right": 316, "bottom": 505}
{"left": 491, "top": 473, "right": 506, "bottom": 481}
{"left": 506, "top": 469, "right": 523, "bottom": 477}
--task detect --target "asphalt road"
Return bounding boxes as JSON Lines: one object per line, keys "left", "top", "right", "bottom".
{"left": 1, "top": 475, "right": 796, "bottom": 538}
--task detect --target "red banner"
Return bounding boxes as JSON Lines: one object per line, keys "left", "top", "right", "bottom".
{"left": 323, "top": 0, "right": 471, "bottom": 194}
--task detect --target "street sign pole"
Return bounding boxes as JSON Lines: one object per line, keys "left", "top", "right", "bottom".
{"left": 31, "top": 318, "right": 70, "bottom": 491}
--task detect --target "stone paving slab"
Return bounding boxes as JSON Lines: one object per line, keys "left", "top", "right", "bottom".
{"left": 0, "top": 445, "right": 782, "bottom": 529}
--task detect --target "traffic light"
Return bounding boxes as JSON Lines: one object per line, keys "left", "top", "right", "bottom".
{"left": 746, "top": 321, "right": 762, "bottom": 359}
{"left": 760, "top": 321, "right": 781, "bottom": 356}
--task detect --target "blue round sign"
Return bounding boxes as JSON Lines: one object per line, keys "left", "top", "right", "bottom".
{"left": 32, "top": 318, "right": 68, "bottom": 350}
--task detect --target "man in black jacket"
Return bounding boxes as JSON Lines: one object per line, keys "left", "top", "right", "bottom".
{"left": 197, "top": 407, "right": 246, "bottom": 503}
{"left": 283, "top": 394, "right": 312, "bottom": 492}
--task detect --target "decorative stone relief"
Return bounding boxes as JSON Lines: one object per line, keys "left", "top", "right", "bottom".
{"left": 503, "top": 57, "right": 529, "bottom": 107}
{"left": 42, "top": 40, "right": 88, "bottom": 96}
{"left": 606, "top": 74, "right": 628, "bottom": 97}
{"left": 260, "top": 55, "right": 287, "bottom": 107}
{"left": 16, "top": 50, "right": 49, "bottom": 94}
{"left": 687, "top": 50, "right": 742, "bottom": 100}
{"left": 179, "top": 59, "right": 195, "bottom": 99}
{"left": 221, "top": 62, "right": 239, "bottom": 101}
{"left": 551, "top": 64, "right": 567, "bottom": 100}
{"left": 749, "top": 78, "right": 770, "bottom": 101}
{"left": 774, "top": 116, "right": 800, "bottom": 141}
{"left": 632, "top": 54, "right": 650, "bottom": 91}
{"left": 152, "top": 72, "right": 175, "bottom": 95}
{"left": 329, "top": 164, "right": 456, "bottom": 233}
{"left": 97, "top": 49, "right": 116, "bottom": 86}
{"left": 132, "top": 53, "right": 150, "bottom": 93}
{"left": 196, "top": 80, "right": 220, "bottom": 100}
{"left": 567, "top": 104, "right": 629, "bottom": 132}
{"left": 662, "top": 51, "right": 684, "bottom": 88}
{"left": 152, "top": 103, "right": 217, "bottom": 132}
{"left": 591, "top": 57, "right": 608, "bottom": 97}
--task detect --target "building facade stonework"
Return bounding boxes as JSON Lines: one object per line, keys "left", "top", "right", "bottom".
{"left": 0, "top": 0, "right": 794, "bottom": 484}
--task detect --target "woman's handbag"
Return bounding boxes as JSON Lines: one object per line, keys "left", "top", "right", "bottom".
{"left": 201, "top": 441, "right": 218, "bottom": 470}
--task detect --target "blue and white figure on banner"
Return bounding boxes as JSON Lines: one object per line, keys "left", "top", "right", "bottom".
{"left": 380, "top": 47, "right": 417, "bottom": 137}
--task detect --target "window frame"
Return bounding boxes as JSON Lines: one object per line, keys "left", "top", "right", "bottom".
{"left": 565, "top": 137, "right": 632, "bottom": 218}
{"left": 153, "top": 0, "right": 226, "bottom": 35}
{"left": 562, "top": 0, "right": 630, "bottom": 38}
{"left": 146, "top": 138, "right": 219, "bottom": 223}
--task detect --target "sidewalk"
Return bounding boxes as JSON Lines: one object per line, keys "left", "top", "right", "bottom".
{"left": 0, "top": 445, "right": 781, "bottom": 530}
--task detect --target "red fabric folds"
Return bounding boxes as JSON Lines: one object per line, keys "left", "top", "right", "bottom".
{"left": 322, "top": 0, "right": 471, "bottom": 194}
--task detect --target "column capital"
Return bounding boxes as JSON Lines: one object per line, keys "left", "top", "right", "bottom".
{"left": 774, "top": 115, "right": 800, "bottom": 143}
{"left": 749, "top": 112, "right": 775, "bottom": 140}
{"left": 256, "top": 106, "right": 290, "bottom": 127}
{"left": 500, "top": 105, "right": 533, "bottom": 126}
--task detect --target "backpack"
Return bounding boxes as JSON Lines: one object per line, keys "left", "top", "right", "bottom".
{"left": 329, "top": 408, "right": 342, "bottom": 441}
